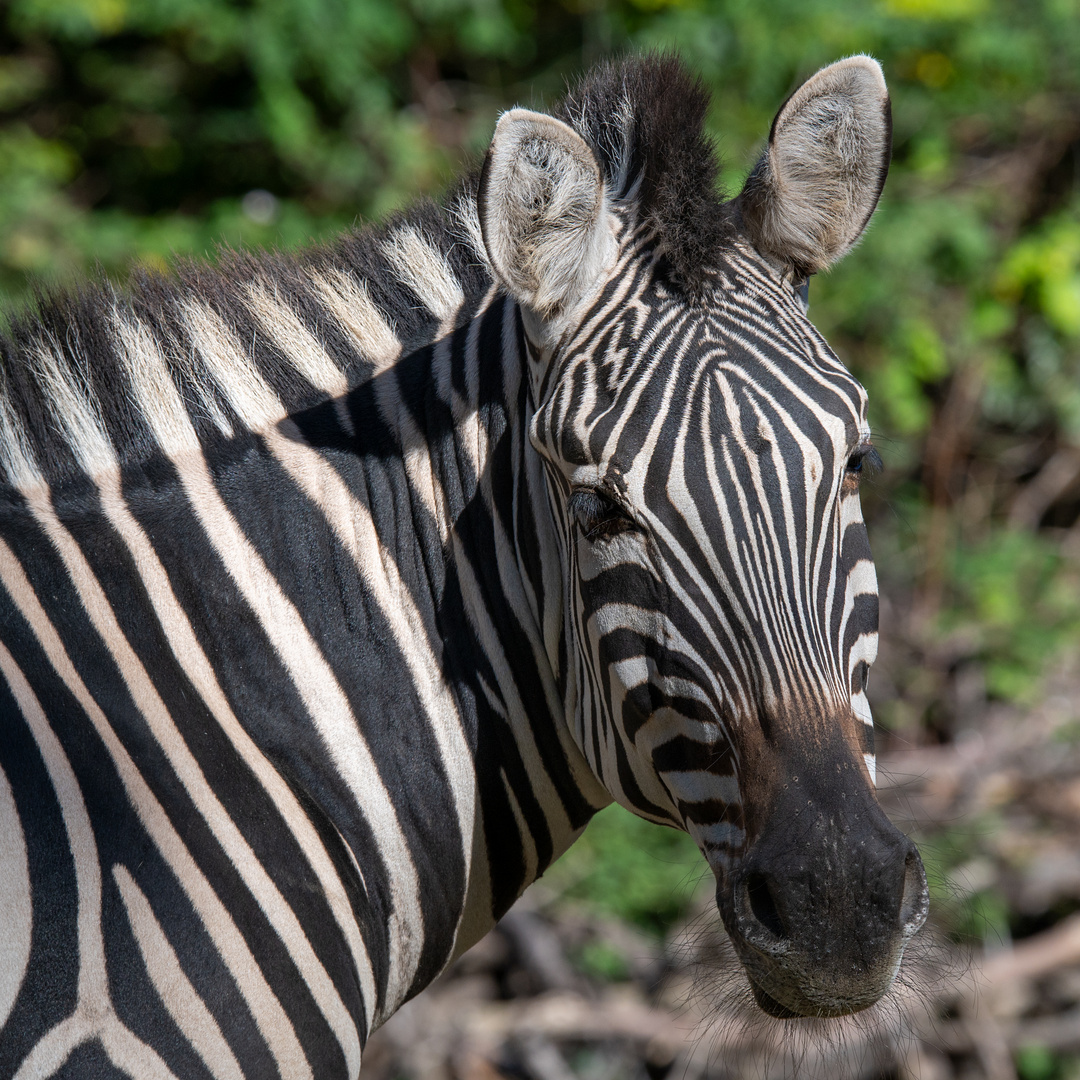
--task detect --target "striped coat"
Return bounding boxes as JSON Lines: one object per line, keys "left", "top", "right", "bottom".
{"left": 0, "top": 54, "right": 926, "bottom": 1079}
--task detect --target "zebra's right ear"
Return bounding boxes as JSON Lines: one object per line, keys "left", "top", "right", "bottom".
{"left": 479, "top": 109, "right": 616, "bottom": 333}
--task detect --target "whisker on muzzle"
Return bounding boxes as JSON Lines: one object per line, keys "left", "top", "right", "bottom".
{"left": 660, "top": 906, "right": 963, "bottom": 1080}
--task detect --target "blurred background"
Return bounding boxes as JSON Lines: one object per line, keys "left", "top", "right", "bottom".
{"left": 5, "top": 0, "right": 1080, "bottom": 1076}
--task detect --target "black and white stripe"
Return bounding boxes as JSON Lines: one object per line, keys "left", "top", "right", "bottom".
{"left": 0, "top": 53, "right": 925, "bottom": 1076}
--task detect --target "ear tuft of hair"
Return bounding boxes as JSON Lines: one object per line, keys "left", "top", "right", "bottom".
{"left": 556, "top": 54, "right": 733, "bottom": 302}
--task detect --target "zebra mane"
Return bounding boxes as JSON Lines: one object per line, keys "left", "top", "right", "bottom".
{"left": 0, "top": 191, "right": 493, "bottom": 485}
{"left": 0, "top": 55, "right": 730, "bottom": 486}
{"left": 558, "top": 54, "right": 734, "bottom": 300}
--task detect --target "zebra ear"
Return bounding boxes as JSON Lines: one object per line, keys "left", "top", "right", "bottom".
{"left": 479, "top": 108, "right": 616, "bottom": 331}
{"left": 738, "top": 56, "right": 891, "bottom": 273}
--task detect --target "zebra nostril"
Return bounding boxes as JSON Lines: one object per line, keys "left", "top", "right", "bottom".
{"left": 899, "top": 847, "right": 930, "bottom": 936}
{"left": 746, "top": 871, "right": 786, "bottom": 939}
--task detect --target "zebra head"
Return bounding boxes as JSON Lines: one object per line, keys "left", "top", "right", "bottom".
{"left": 479, "top": 56, "right": 928, "bottom": 1018}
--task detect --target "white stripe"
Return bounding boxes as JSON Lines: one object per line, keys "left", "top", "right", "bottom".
{"left": 608, "top": 655, "right": 650, "bottom": 690}
{"left": 0, "top": 390, "right": 40, "bottom": 491}
{"left": 0, "top": 759, "right": 32, "bottom": 1030}
{"left": 381, "top": 227, "right": 464, "bottom": 324}
{"left": 661, "top": 770, "right": 740, "bottom": 806}
{"left": 32, "top": 345, "right": 117, "bottom": 475}
{"left": 242, "top": 283, "right": 357, "bottom": 438}
{"left": 688, "top": 819, "right": 744, "bottom": 854}
{"left": 846, "top": 558, "right": 878, "bottom": 599}
{"left": 113, "top": 322, "right": 197, "bottom": 457}
{"left": 244, "top": 283, "right": 349, "bottom": 396}
{"left": 113, "top": 865, "right": 245, "bottom": 1080}
{"left": 310, "top": 270, "right": 401, "bottom": 372}
{"left": 847, "top": 632, "right": 879, "bottom": 687}
{"left": 448, "top": 191, "right": 490, "bottom": 279}
{"left": 852, "top": 690, "right": 874, "bottom": 727}
{"left": 184, "top": 302, "right": 283, "bottom": 431}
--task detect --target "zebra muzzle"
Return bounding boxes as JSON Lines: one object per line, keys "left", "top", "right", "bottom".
{"left": 717, "top": 781, "right": 930, "bottom": 1018}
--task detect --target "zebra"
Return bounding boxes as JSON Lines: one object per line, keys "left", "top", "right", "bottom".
{"left": 0, "top": 53, "right": 928, "bottom": 1079}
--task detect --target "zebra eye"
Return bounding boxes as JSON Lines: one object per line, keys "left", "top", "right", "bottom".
{"left": 846, "top": 444, "right": 883, "bottom": 477}
{"left": 568, "top": 488, "right": 636, "bottom": 542}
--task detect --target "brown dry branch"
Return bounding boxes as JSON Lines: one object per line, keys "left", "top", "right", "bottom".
{"left": 1007, "top": 447, "right": 1080, "bottom": 532}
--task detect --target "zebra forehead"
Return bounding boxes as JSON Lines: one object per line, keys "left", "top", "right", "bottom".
{"left": 538, "top": 328, "right": 867, "bottom": 480}
{"left": 532, "top": 247, "right": 868, "bottom": 463}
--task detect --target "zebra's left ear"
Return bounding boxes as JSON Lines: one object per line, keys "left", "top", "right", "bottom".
{"left": 479, "top": 108, "right": 617, "bottom": 336}
{"left": 738, "top": 56, "right": 891, "bottom": 273}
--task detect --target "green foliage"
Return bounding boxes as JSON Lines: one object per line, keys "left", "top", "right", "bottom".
{"left": 1017, "top": 1046, "right": 1059, "bottom": 1080}
{"left": 572, "top": 940, "right": 630, "bottom": 982}
{"left": 7, "top": 1, "right": 1080, "bottom": 1018}
{"left": 945, "top": 531, "right": 1080, "bottom": 701}
{"left": 541, "top": 803, "right": 706, "bottom": 936}
{"left": 917, "top": 816, "right": 1012, "bottom": 945}
{"left": 1016, "top": 1046, "right": 1080, "bottom": 1080}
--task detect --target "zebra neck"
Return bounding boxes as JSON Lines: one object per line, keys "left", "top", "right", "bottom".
{"left": 272, "top": 282, "right": 607, "bottom": 981}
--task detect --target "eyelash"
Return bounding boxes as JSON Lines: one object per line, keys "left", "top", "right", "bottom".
{"left": 567, "top": 488, "right": 637, "bottom": 542}
{"left": 846, "top": 444, "right": 884, "bottom": 476}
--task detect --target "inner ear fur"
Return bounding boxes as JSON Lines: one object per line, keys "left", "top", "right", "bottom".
{"left": 478, "top": 109, "right": 615, "bottom": 323}
{"left": 738, "top": 55, "right": 891, "bottom": 274}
